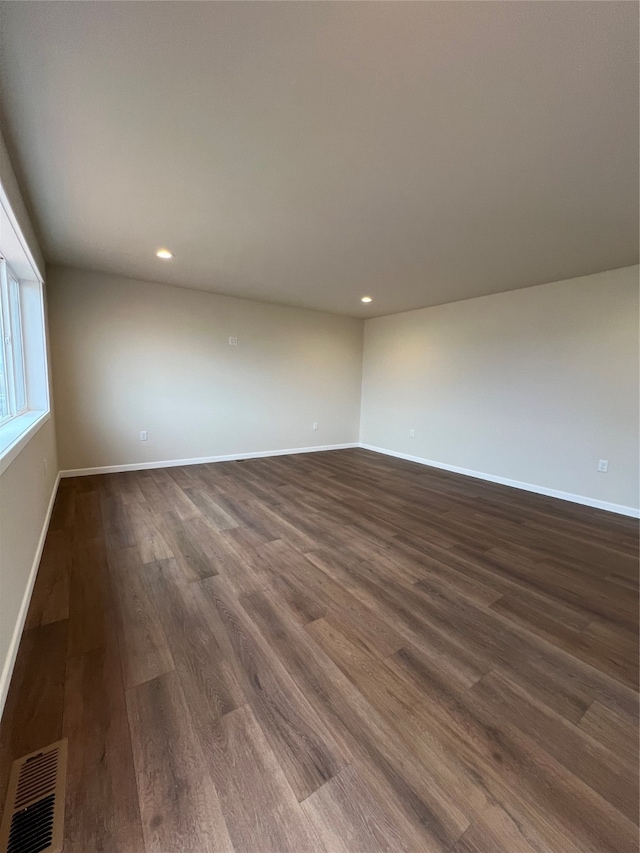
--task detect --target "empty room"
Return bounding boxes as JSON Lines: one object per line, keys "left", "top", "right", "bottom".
{"left": 0, "top": 2, "right": 638, "bottom": 852}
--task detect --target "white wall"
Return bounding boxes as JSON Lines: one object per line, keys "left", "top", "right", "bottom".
{"left": 0, "top": 131, "right": 59, "bottom": 715}
{"left": 360, "top": 266, "right": 639, "bottom": 513}
{"left": 47, "top": 266, "right": 364, "bottom": 472}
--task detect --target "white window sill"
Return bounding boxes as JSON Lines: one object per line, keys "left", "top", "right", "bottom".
{"left": 0, "top": 410, "right": 50, "bottom": 476}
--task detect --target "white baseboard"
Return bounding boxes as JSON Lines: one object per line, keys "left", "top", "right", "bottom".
{"left": 59, "top": 441, "right": 640, "bottom": 517}
{"left": 60, "top": 443, "right": 360, "bottom": 478}
{"left": 359, "top": 443, "right": 640, "bottom": 519}
{"left": 0, "top": 471, "right": 61, "bottom": 720}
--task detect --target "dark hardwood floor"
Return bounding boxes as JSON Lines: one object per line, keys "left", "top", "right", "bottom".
{"left": 0, "top": 448, "right": 638, "bottom": 852}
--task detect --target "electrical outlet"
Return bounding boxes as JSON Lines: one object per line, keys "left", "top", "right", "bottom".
{"left": 43, "top": 457, "right": 48, "bottom": 475}
{"left": 228, "top": 336, "right": 238, "bottom": 346}
{"left": 312, "top": 422, "right": 318, "bottom": 430}
{"left": 140, "top": 430, "right": 148, "bottom": 441}
{"left": 409, "top": 429, "right": 415, "bottom": 438}
{"left": 598, "top": 459, "right": 608, "bottom": 473}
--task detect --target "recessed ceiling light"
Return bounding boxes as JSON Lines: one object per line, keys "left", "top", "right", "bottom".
{"left": 361, "top": 296, "right": 373, "bottom": 303}
{"left": 156, "top": 249, "right": 174, "bottom": 259}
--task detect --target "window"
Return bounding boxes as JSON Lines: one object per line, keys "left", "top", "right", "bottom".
{"left": 0, "top": 260, "right": 28, "bottom": 424}
{"left": 0, "top": 178, "right": 50, "bottom": 472}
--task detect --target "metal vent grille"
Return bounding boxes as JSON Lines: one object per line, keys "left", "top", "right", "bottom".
{"left": 0, "top": 741, "right": 67, "bottom": 853}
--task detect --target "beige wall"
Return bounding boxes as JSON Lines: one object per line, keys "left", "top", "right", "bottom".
{"left": 48, "top": 266, "right": 363, "bottom": 471}
{"left": 361, "top": 266, "right": 640, "bottom": 512}
{"left": 0, "top": 131, "right": 59, "bottom": 714}
{"left": 0, "top": 421, "right": 58, "bottom": 685}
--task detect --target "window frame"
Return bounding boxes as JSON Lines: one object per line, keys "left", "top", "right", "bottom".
{"left": 0, "top": 176, "right": 51, "bottom": 475}
{"left": 0, "top": 258, "right": 29, "bottom": 425}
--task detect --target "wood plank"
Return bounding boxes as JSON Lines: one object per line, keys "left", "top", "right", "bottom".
{"left": 100, "top": 492, "right": 137, "bottom": 550}
{"left": 107, "top": 546, "right": 175, "bottom": 689}
{"left": 395, "top": 532, "right": 593, "bottom": 630}
{"left": 67, "top": 536, "right": 112, "bottom": 656}
{"left": 305, "top": 547, "right": 491, "bottom": 687}
{"left": 142, "top": 558, "right": 244, "bottom": 740}
{"left": 159, "top": 511, "right": 221, "bottom": 581}
{"left": 449, "top": 812, "right": 544, "bottom": 853}
{"left": 63, "top": 643, "right": 145, "bottom": 853}
{"left": 579, "top": 700, "right": 640, "bottom": 766}
{"left": 126, "top": 671, "right": 233, "bottom": 853}
{"left": 473, "top": 667, "right": 638, "bottom": 822}
{"left": 48, "top": 481, "right": 76, "bottom": 530}
{"left": 197, "top": 575, "right": 349, "bottom": 800}
{"left": 405, "top": 560, "right": 639, "bottom": 721}
{"left": 182, "top": 486, "right": 240, "bottom": 530}
{"left": 302, "top": 763, "right": 437, "bottom": 853}
{"left": 205, "top": 705, "right": 324, "bottom": 853}
{"left": 258, "top": 539, "right": 405, "bottom": 656}
{"left": 242, "top": 587, "right": 470, "bottom": 851}
{"left": 24, "top": 528, "right": 71, "bottom": 628}
{"left": 390, "top": 644, "right": 639, "bottom": 853}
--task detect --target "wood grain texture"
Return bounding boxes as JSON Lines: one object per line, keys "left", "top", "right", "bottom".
{"left": 142, "top": 558, "right": 244, "bottom": 739}
{"left": 0, "top": 448, "right": 637, "bottom": 851}
{"left": 63, "top": 643, "right": 146, "bottom": 853}
{"left": 206, "top": 705, "right": 323, "bottom": 853}
{"left": 301, "top": 762, "right": 435, "bottom": 853}
{"left": 107, "top": 545, "right": 175, "bottom": 689}
{"left": 24, "top": 528, "right": 71, "bottom": 629}
{"left": 67, "top": 535, "right": 112, "bottom": 656}
{"left": 578, "top": 699, "right": 640, "bottom": 766}
{"left": 197, "top": 573, "right": 349, "bottom": 800}
{"left": 241, "top": 586, "right": 469, "bottom": 850}
{"left": 126, "top": 671, "right": 233, "bottom": 853}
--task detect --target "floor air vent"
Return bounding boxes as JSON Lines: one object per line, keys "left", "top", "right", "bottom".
{"left": 0, "top": 740, "right": 67, "bottom": 853}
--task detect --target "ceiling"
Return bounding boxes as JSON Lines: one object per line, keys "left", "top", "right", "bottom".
{"left": 0, "top": 2, "right": 637, "bottom": 318}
